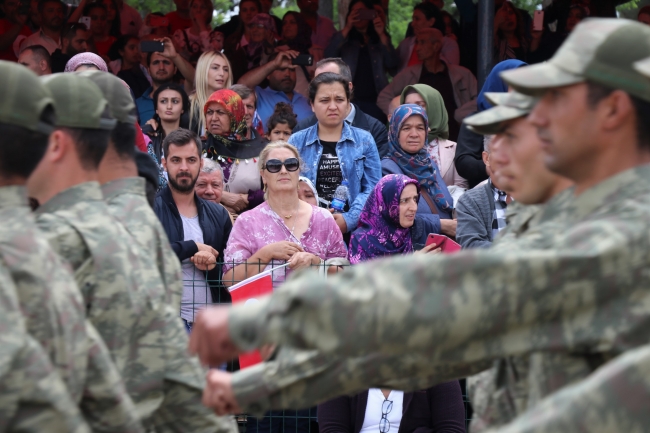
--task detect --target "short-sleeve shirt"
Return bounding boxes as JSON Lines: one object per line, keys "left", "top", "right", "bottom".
{"left": 223, "top": 202, "right": 347, "bottom": 288}
{"left": 255, "top": 85, "right": 313, "bottom": 129}
{"left": 180, "top": 214, "right": 211, "bottom": 322}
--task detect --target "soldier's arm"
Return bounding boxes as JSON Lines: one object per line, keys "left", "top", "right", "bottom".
{"left": 485, "top": 344, "right": 650, "bottom": 433}
{"left": 228, "top": 218, "right": 642, "bottom": 361}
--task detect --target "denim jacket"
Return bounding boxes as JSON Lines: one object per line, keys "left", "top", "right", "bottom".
{"left": 289, "top": 122, "right": 382, "bottom": 232}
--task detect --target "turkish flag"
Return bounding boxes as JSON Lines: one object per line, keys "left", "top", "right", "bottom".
{"left": 228, "top": 268, "right": 276, "bottom": 369}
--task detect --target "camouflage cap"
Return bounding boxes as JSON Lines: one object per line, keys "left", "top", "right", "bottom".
{"left": 501, "top": 19, "right": 650, "bottom": 102}
{"left": 464, "top": 92, "right": 537, "bottom": 135}
{"left": 0, "top": 61, "right": 55, "bottom": 134}
{"left": 77, "top": 71, "right": 137, "bottom": 124}
{"left": 40, "top": 73, "right": 116, "bottom": 130}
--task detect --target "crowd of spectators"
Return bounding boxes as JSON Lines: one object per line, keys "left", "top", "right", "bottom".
{"left": 0, "top": 0, "right": 642, "bottom": 430}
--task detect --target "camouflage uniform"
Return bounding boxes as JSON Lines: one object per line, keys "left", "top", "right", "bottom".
{"left": 102, "top": 177, "right": 238, "bottom": 433}
{"left": 0, "top": 185, "right": 142, "bottom": 432}
{"left": 215, "top": 20, "right": 650, "bottom": 428}
{"left": 0, "top": 262, "right": 89, "bottom": 432}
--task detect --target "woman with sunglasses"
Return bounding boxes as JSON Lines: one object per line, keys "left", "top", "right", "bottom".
{"left": 288, "top": 72, "right": 382, "bottom": 236}
{"left": 202, "top": 89, "right": 268, "bottom": 215}
{"left": 222, "top": 141, "right": 347, "bottom": 288}
{"left": 382, "top": 104, "right": 456, "bottom": 238}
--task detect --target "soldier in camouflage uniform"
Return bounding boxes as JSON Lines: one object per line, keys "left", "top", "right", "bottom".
{"left": 26, "top": 73, "right": 170, "bottom": 428}
{"left": 0, "top": 61, "right": 93, "bottom": 433}
{"left": 82, "top": 70, "right": 237, "bottom": 433}
{"left": 187, "top": 18, "right": 650, "bottom": 431}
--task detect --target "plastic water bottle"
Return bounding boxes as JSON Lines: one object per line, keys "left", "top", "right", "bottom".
{"left": 330, "top": 180, "right": 349, "bottom": 213}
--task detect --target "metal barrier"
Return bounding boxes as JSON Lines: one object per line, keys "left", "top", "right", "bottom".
{"left": 182, "top": 261, "right": 474, "bottom": 432}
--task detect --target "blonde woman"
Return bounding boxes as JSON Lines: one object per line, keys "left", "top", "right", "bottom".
{"left": 189, "top": 50, "right": 233, "bottom": 135}
{"left": 222, "top": 141, "right": 347, "bottom": 288}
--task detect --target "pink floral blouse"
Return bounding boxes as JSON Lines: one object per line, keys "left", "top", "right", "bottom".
{"left": 223, "top": 202, "right": 348, "bottom": 287}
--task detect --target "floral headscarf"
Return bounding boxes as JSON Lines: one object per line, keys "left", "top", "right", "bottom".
{"left": 348, "top": 175, "right": 419, "bottom": 264}
{"left": 387, "top": 104, "right": 452, "bottom": 211}
{"left": 204, "top": 89, "right": 248, "bottom": 145}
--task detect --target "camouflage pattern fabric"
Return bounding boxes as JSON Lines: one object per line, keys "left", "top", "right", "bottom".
{"left": 101, "top": 177, "right": 239, "bottom": 433}
{"left": 35, "top": 181, "right": 168, "bottom": 425}
{"left": 0, "top": 186, "right": 142, "bottom": 432}
{"left": 223, "top": 164, "right": 650, "bottom": 428}
{"left": 484, "top": 343, "right": 650, "bottom": 433}
{"left": 0, "top": 264, "right": 90, "bottom": 433}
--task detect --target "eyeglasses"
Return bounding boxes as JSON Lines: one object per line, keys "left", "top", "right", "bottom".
{"left": 379, "top": 399, "right": 393, "bottom": 433}
{"left": 398, "top": 195, "right": 419, "bottom": 205}
{"left": 264, "top": 158, "right": 300, "bottom": 173}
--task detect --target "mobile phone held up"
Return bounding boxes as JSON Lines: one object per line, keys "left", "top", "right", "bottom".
{"left": 425, "top": 234, "right": 461, "bottom": 254}
{"left": 291, "top": 54, "right": 313, "bottom": 66}
{"left": 79, "top": 16, "right": 91, "bottom": 29}
{"left": 141, "top": 40, "right": 165, "bottom": 53}
{"left": 533, "top": 10, "right": 544, "bottom": 31}
{"left": 357, "top": 9, "right": 377, "bottom": 21}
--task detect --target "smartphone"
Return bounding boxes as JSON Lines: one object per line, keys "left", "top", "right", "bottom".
{"left": 78, "top": 16, "right": 91, "bottom": 29}
{"left": 357, "top": 9, "right": 377, "bottom": 21}
{"left": 140, "top": 40, "right": 165, "bottom": 53}
{"left": 149, "top": 15, "right": 169, "bottom": 27}
{"left": 291, "top": 54, "right": 313, "bottom": 66}
{"left": 426, "top": 234, "right": 462, "bottom": 254}
{"left": 533, "top": 10, "right": 544, "bottom": 31}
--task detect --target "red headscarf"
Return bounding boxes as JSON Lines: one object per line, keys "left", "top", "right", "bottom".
{"left": 204, "top": 89, "right": 247, "bottom": 142}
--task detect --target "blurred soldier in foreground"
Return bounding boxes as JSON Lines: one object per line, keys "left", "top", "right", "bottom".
{"left": 0, "top": 62, "right": 142, "bottom": 432}
{"left": 188, "top": 19, "right": 650, "bottom": 432}
{"left": 86, "top": 70, "right": 238, "bottom": 433}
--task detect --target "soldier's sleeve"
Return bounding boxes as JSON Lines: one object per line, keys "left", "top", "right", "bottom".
{"left": 484, "top": 344, "right": 650, "bottom": 433}
{"left": 0, "top": 267, "right": 90, "bottom": 433}
{"left": 229, "top": 217, "right": 647, "bottom": 362}
{"left": 230, "top": 347, "right": 491, "bottom": 416}
{"left": 81, "top": 321, "right": 144, "bottom": 433}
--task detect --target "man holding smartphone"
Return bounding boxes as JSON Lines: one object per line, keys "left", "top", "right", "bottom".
{"left": 237, "top": 50, "right": 313, "bottom": 127}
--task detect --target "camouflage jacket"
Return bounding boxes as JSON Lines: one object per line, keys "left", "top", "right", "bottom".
{"left": 0, "top": 264, "right": 90, "bottom": 433}
{"left": 35, "top": 181, "right": 167, "bottom": 423}
{"left": 101, "top": 178, "right": 239, "bottom": 433}
{"left": 225, "top": 164, "right": 650, "bottom": 420}
{"left": 485, "top": 343, "right": 650, "bottom": 433}
{"left": 0, "top": 186, "right": 142, "bottom": 432}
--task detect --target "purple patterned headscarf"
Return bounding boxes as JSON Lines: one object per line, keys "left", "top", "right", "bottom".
{"left": 64, "top": 52, "right": 109, "bottom": 73}
{"left": 348, "top": 174, "right": 420, "bottom": 264}
{"left": 387, "top": 104, "right": 452, "bottom": 212}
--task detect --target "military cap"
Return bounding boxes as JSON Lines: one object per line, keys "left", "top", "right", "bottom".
{"left": 0, "top": 61, "right": 55, "bottom": 134}
{"left": 501, "top": 19, "right": 650, "bottom": 102}
{"left": 464, "top": 92, "right": 537, "bottom": 135}
{"left": 77, "top": 71, "right": 137, "bottom": 124}
{"left": 40, "top": 73, "right": 116, "bottom": 130}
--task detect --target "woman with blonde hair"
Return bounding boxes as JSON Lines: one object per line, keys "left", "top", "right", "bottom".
{"left": 222, "top": 141, "right": 347, "bottom": 288}
{"left": 189, "top": 50, "right": 233, "bottom": 135}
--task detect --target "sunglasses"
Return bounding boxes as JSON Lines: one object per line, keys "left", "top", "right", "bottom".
{"left": 264, "top": 158, "right": 300, "bottom": 173}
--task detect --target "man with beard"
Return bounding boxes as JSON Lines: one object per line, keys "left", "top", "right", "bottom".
{"left": 15, "top": 0, "right": 65, "bottom": 54}
{"left": 50, "top": 22, "right": 88, "bottom": 72}
{"left": 238, "top": 50, "right": 312, "bottom": 126}
{"left": 136, "top": 39, "right": 195, "bottom": 125}
{"left": 154, "top": 129, "right": 232, "bottom": 332}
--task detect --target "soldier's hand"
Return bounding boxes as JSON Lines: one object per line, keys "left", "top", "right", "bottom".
{"left": 203, "top": 370, "right": 242, "bottom": 415}
{"left": 189, "top": 306, "right": 241, "bottom": 366}
{"left": 195, "top": 242, "right": 219, "bottom": 258}
{"left": 191, "top": 251, "right": 217, "bottom": 271}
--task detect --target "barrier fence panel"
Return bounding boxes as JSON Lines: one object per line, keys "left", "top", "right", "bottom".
{"left": 182, "top": 261, "right": 474, "bottom": 432}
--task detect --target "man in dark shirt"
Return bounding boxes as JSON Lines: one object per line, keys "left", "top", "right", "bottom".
{"left": 50, "top": 22, "right": 88, "bottom": 73}
{"left": 294, "top": 57, "right": 389, "bottom": 158}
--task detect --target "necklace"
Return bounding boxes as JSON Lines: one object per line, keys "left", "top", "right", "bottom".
{"left": 271, "top": 201, "right": 300, "bottom": 231}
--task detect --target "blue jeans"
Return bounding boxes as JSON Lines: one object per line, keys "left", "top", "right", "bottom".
{"left": 183, "top": 319, "right": 193, "bottom": 333}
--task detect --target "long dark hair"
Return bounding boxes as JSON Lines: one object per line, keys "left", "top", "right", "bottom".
{"left": 280, "top": 11, "right": 312, "bottom": 53}
{"left": 345, "top": 0, "right": 382, "bottom": 45}
{"left": 413, "top": 2, "right": 446, "bottom": 35}
{"left": 107, "top": 34, "right": 137, "bottom": 62}
{"left": 152, "top": 83, "right": 191, "bottom": 132}
{"left": 308, "top": 72, "right": 351, "bottom": 103}
{"left": 495, "top": 2, "right": 526, "bottom": 44}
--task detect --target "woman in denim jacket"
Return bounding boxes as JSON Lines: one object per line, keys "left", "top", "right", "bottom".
{"left": 288, "top": 72, "right": 382, "bottom": 235}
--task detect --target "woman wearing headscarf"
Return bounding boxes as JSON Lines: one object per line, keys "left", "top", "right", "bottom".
{"left": 382, "top": 104, "right": 455, "bottom": 237}
{"left": 64, "top": 52, "right": 109, "bottom": 72}
{"left": 401, "top": 84, "right": 468, "bottom": 194}
{"left": 454, "top": 59, "right": 526, "bottom": 188}
{"left": 202, "top": 89, "right": 268, "bottom": 215}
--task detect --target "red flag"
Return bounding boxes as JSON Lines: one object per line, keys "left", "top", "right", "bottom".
{"left": 228, "top": 266, "right": 285, "bottom": 368}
